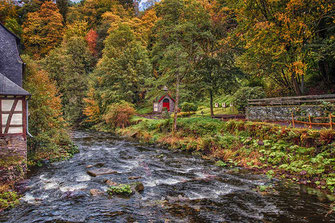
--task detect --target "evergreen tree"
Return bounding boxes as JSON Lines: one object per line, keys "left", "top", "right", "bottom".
{"left": 56, "top": 0, "right": 69, "bottom": 23}
{"left": 42, "top": 36, "right": 94, "bottom": 125}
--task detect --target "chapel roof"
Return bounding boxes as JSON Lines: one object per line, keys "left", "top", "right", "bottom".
{"left": 158, "top": 93, "right": 175, "bottom": 103}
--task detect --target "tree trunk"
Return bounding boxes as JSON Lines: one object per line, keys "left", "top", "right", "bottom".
{"left": 173, "top": 73, "right": 180, "bottom": 133}
{"left": 291, "top": 74, "right": 302, "bottom": 96}
{"left": 301, "top": 74, "right": 304, "bottom": 95}
{"left": 319, "top": 60, "right": 331, "bottom": 85}
{"left": 209, "top": 89, "right": 214, "bottom": 117}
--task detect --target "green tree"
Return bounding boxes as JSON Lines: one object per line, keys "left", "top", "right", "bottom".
{"left": 85, "top": 23, "right": 151, "bottom": 124}
{"left": 4, "top": 18, "right": 22, "bottom": 37}
{"left": 195, "top": 0, "right": 242, "bottom": 117}
{"left": 56, "top": 0, "right": 69, "bottom": 23}
{"left": 226, "top": 0, "right": 335, "bottom": 95}
{"left": 42, "top": 36, "right": 94, "bottom": 125}
{"left": 151, "top": 0, "right": 212, "bottom": 131}
{"left": 22, "top": 55, "right": 72, "bottom": 161}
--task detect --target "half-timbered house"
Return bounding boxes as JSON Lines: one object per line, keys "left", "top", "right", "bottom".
{"left": 0, "top": 23, "right": 30, "bottom": 184}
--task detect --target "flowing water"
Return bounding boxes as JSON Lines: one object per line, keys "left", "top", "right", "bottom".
{"left": 1, "top": 131, "right": 334, "bottom": 223}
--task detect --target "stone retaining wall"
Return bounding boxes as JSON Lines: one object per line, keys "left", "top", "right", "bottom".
{"left": 246, "top": 105, "right": 322, "bottom": 121}
{"left": 0, "top": 136, "right": 27, "bottom": 185}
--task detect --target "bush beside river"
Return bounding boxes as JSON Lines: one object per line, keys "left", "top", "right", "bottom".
{"left": 118, "top": 116, "right": 335, "bottom": 194}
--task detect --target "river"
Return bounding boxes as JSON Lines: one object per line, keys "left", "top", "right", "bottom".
{"left": 0, "top": 131, "right": 334, "bottom": 222}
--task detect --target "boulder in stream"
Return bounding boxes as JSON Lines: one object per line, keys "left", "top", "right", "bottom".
{"left": 105, "top": 179, "right": 118, "bottom": 186}
{"left": 128, "top": 176, "right": 142, "bottom": 180}
{"left": 87, "top": 168, "right": 118, "bottom": 177}
{"left": 86, "top": 163, "right": 105, "bottom": 169}
{"left": 90, "top": 189, "right": 104, "bottom": 196}
{"left": 131, "top": 182, "right": 144, "bottom": 192}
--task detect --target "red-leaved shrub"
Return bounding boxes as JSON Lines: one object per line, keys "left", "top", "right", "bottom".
{"left": 104, "top": 101, "right": 135, "bottom": 129}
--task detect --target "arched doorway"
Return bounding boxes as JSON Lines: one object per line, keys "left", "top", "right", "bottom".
{"left": 163, "top": 98, "right": 170, "bottom": 111}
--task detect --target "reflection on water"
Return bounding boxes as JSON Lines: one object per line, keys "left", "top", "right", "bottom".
{"left": 1, "top": 131, "right": 334, "bottom": 223}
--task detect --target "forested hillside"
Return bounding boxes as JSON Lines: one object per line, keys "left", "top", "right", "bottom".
{"left": 0, "top": 0, "right": 334, "bottom": 153}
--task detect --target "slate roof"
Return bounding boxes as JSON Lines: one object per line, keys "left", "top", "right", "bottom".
{"left": 0, "top": 73, "right": 30, "bottom": 96}
{"left": 0, "top": 23, "right": 24, "bottom": 87}
{"left": 0, "top": 23, "right": 20, "bottom": 44}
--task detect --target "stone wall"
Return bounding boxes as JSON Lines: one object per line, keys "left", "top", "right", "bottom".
{"left": 0, "top": 136, "right": 27, "bottom": 185}
{"left": 247, "top": 105, "right": 322, "bottom": 121}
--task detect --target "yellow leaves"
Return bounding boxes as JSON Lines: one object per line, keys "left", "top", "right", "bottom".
{"left": 102, "top": 11, "right": 122, "bottom": 23}
{"left": 102, "top": 6, "right": 157, "bottom": 46}
{"left": 291, "top": 61, "right": 306, "bottom": 76}
{"left": 0, "top": 0, "right": 17, "bottom": 23}
{"left": 255, "top": 21, "right": 272, "bottom": 30}
{"left": 83, "top": 88, "right": 101, "bottom": 123}
{"left": 63, "top": 21, "right": 88, "bottom": 41}
{"left": 23, "top": 55, "right": 65, "bottom": 132}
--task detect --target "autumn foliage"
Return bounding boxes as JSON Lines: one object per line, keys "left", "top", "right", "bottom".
{"left": 86, "top": 29, "right": 98, "bottom": 56}
{"left": 83, "top": 88, "right": 101, "bottom": 124}
{"left": 103, "top": 101, "right": 135, "bottom": 129}
{"left": 22, "top": 55, "right": 73, "bottom": 161}
{"left": 23, "top": 1, "right": 64, "bottom": 58}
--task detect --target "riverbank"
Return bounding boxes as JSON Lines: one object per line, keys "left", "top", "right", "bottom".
{"left": 0, "top": 140, "right": 78, "bottom": 212}
{"left": 117, "top": 116, "right": 335, "bottom": 194}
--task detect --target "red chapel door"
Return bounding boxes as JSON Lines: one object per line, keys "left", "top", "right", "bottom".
{"left": 163, "top": 99, "right": 170, "bottom": 111}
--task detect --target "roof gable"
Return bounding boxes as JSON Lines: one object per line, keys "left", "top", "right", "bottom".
{"left": 0, "top": 73, "right": 30, "bottom": 96}
{"left": 158, "top": 94, "right": 175, "bottom": 103}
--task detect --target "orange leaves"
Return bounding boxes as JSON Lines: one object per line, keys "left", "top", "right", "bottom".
{"left": 86, "top": 29, "right": 98, "bottom": 57}
{"left": 290, "top": 61, "right": 306, "bottom": 76}
{"left": 22, "top": 55, "right": 65, "bottom": 131}
{"left": 103, "top": 101, "right": 135, "bottom": 129}
{"left": 254, "top": 21, "right": 272, "bottom": 30}
{"left": 0, "top": 0, "right": 17, "bottom": 23}
{"left": 23, "top": 1, "right": 64, "bottom": 58}
{"left": 83, "top": 88, "right": 101, "bottom": 124}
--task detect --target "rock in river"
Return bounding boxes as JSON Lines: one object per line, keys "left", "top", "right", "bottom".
{"left": 87, "top": 168, "right": 118, "bottom": 177}
{"left": 105, "top": 179, "right": 118, "bottom": 186}
{"left": 128, "top": 176, "right": 142, "bottom": 180}
{"left": 90, "top": 189, "right": 104, "bottom": 196}
{"left": 131, "top": 182, "right": 144, "bottom": 192}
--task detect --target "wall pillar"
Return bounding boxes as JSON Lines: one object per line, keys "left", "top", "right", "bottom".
{"left": 0, "top": 135, "right": 27, "bottom": 185}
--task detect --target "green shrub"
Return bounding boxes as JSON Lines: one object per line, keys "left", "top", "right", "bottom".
{"left": 107, "top": 184, "right": 133, "bottom": 195}
{"left": 0, "top": 191, "right": 20, "bottom": 210}
{"left": 181, "top": 102, "right": 198, "bottom": 112}
{"left": 215, "top": 160, "right": 227, "bottom": 167}
{"left": 233, "top": 87, "right": 265, "bottom": 113}
{"left": 162, "top": 107, "right": 170, "bottom": 119}
{"left": 104, "top": 101, "right": 136, "bottom": 129}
